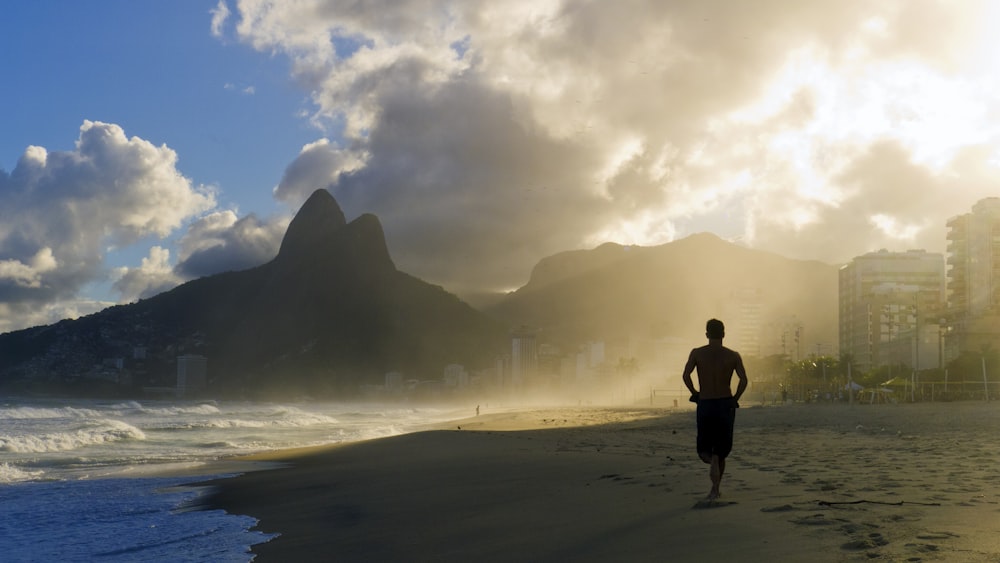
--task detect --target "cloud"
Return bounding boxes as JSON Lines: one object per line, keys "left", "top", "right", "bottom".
{"left": 274, "top": 138, "right": 365, "bottom": 204}
{"left": 0, "top": 120, "right": 216, "bottom": 328}
{"left": 112, "top": 246, "right": 182, "bottom": 302}
{"left": 0, "top": 248, "right": 57, "bottom": 289}
{"left": 210, "top": 0, "right": 230, "bottom": 38}
{"left": 746, "top": 141, "right": 1000, "bottom": 262}
{"left": 232, "top": 1, "right": 1000, "bottom": 291}
{"left": 109, "top": 210, "right": 289, "bottom": 303}
{"left": 0, "top": 299, "right": 114, "bottom": 336}
{"left": 174, "top": 210, "right": 288, "bottom": 278}
{"left": 224, "top": 82, "right": 256, "bottom": 95}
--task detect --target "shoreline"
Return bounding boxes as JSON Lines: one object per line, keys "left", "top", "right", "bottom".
{"left": 197, "top": 403, "right": 1000, "bottom": 562}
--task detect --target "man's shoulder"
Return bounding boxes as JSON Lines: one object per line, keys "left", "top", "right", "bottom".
{"left": 694, "top": 344, "right": 742, "bottom": 358}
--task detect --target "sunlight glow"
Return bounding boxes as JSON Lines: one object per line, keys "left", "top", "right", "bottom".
{"left": 869, "top": 213, "right": 923, "bottom": 241}
{"left": 595, "top": 136, "right": 645, "bottom": 192}
{"left": 584, "top": 209, "right": 676, "bottom": 248}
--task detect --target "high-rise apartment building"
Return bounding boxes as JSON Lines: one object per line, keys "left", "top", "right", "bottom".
{"left": 176, "top": 354, "right": 207, "bottom": 396}
{"left": 839, "top": 250, "right": 944, "bottom": 372}
{"left": 726, "top": 287, "right": 764, "bottom": 357}
{"left": 945, "top": 197, "right": 1000, "bottom": 355}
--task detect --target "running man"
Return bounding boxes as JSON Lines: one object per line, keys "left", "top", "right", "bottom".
{"left": 681, "top": 318, "right": 749, "bottom": 500}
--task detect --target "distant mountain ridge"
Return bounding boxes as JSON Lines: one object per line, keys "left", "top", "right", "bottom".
{"left": 487, "top": 232, "right": 838, "bottom": 354}
{"left": 0, "top": 189, "right": 508, "bottom": 397}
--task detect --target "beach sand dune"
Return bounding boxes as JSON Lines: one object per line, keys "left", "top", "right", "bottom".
{"left": 201, "top": 403, "right": 1000, "bottom": 562}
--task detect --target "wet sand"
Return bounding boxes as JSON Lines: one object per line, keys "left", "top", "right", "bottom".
{"left": 199, "top": 402, "right": 1000, "bottom": 562}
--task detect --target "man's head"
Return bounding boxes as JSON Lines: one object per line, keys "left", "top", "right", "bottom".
{"left": 706, "top": 318, "right": 725, "bottom": 340}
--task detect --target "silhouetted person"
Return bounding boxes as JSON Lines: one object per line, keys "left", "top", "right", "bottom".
{"left": 681, "top": 318, "right": 748, "bottom": 500}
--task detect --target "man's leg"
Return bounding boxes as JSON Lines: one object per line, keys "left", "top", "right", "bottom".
{"left": 708, "top": 402, "right": 735, "bottom": 499}
{"left": 708, "top": 455, "right": 722, "bottom": 499}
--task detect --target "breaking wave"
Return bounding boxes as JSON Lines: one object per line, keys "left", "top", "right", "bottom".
{"left": 0, "top": 462, "right": 45, "bottom": 484}
{"left": 0, "top": 419, "right": 146, "bottom": 453}
{"left": 0, "top": 405, "right": 108, "bottom": 420}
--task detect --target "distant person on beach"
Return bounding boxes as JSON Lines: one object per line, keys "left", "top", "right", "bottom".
{"left": 681, "top": 318, "right": 749, "bottom": 500}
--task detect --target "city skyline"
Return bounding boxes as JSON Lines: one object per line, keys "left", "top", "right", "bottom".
{"left": 6, "top": 2, "right": 1000, "bottom": 334}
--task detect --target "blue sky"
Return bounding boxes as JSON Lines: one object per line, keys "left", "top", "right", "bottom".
{"left": 1, "top": 1, "right": 319, "bottom": 331}
{"left": 3, "top": 1, "right": 1000, "bottom": 333}
{"left": 1, "top": 1, "right": 312, "bottom": 215}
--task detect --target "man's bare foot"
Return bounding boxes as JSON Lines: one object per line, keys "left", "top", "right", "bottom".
{"left": 707, "top": 488, "right": 720, "bottom": 500}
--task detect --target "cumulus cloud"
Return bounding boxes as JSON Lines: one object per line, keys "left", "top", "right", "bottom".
{"left": 107, "top": 210, "right": 289, "bottom": 304}
{"left": 174, "top": 210, "right": 288, "bottom": 278}
{"left": 0, "top": 248, "right": 57, "bottom": 289}
{"left": 274, "top": 138, "right": 365, "bottom": 204}
{"left": 112, "top": 246, "right": 182, "bottom": 302}
{"left": 225, "top": 0, "right": 1000, "bottom": 292}
{"left": 0, "top": 120, "right": 216, "bottom": 327}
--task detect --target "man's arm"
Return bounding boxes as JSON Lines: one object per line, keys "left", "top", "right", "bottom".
{"left": 733, "top": 352, "right": 749, "bottom": 402}
{"left": 681, "top": 349, "right": 698, "bottom": 397}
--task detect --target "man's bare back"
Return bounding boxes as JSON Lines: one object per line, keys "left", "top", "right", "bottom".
{"left": 682, "top": 343, "right": 747, "bottom": 400}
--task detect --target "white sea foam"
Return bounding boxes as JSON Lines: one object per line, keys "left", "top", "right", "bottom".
{"left": 0, "top": 462, "right": 44, "bottom": 483}
{"left": 135, "top": 403, "right": 222, "bottom": 416}
{"left": 0, "top": 405, "right": 107, "bottom": 420}
{"left": 0, "top": 419, "right": 146, "bottom": 453}
{"left": 103, "top": 400, "right": 223, "bottom": 417}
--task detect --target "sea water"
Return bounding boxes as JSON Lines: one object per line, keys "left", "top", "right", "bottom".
{"left": 0, "top": 398, "right": 465, "bottom": 562}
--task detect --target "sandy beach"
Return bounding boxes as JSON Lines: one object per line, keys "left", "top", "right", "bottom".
{"left": 199, "top": 402, "right": 1000, "bottom": 562}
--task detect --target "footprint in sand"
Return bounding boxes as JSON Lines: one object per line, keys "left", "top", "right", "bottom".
{"left": 840, "top": 531, "right": 889, "bottom": 551}
{"left": 790, "top": 514, "right": 841, "bottom": 526}
{"left": 597, "top": 473, "right": 637, "bottom": 484}
{"left": 759, "top": 504, "right": 797, "bottom": 513}
{"left": 691, "top": 498, "right": 738, "bottom": 509}
{"left": 904, "top": 543, "right": 940, "bottom": 553}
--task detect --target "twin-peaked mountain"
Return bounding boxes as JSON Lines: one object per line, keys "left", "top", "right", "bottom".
{"left": 0, "top": 189, "right": 508, "bottom": 397}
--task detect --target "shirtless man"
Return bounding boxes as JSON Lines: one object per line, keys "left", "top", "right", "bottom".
{"left": 681, "top": 318, "right": 749, "bottom": 500}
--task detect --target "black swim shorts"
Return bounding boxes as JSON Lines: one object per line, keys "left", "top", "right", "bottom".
{"left": 696, "top": 397, "right": 736, "bottom": 459}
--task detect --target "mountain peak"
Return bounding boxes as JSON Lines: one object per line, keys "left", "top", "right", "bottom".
{"left": 278, "top": 189, "right": 348, "bottom": 258}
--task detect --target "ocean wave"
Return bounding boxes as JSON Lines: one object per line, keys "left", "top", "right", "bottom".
{"left": 139, "top": 404, "right": 222, "bottom": 416}
{"left": 0, "top": 462, "right": 45, "bottom": 483}
{"left": 259, "top": 405, "right": 340, "bottom": 424}
{"left": 0, "top": 419, "right": 147, "bottom": 453}
{"left": 107, "top": 400, "right": 222, "bottom": 417}
{"left": 0, "top": 406, "right": 107, "bottom": 420}
{"left": 163, "top": 412, "right": 341, "bottom": 430}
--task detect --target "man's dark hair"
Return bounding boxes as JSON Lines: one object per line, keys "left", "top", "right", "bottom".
{"left": 706, "top": 318, "right": 725, "bottom": 339}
